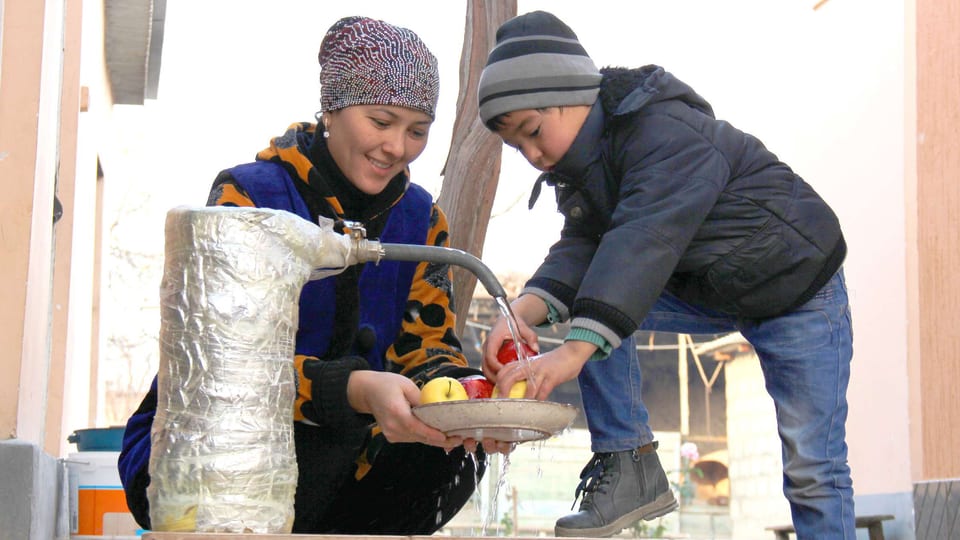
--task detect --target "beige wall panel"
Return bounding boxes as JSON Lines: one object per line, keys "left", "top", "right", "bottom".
{"left": 0, "top": 0, "right": 48, "bottom": 441}
{"left": 916, "top": 0, "right": 960, "bottom": 479}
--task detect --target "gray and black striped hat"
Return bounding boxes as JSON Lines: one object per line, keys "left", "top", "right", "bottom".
{"left": 478, "top": 11, "right": 601, "bottom": 126}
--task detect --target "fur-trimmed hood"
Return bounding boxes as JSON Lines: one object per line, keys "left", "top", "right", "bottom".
{"left": 599, "top": 65, "right": 714, "bottom": 119}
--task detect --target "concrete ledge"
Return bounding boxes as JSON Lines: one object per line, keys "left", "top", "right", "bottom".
{"left": 0, "top": 439, "right": 67, "bottom": 540}
{"left": 766, "top": 514, "right": 894, "bottom": 539}
{"left": 145, "top": 536, "right": 606, "bottom": 540}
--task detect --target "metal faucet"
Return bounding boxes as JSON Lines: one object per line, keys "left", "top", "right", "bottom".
{"left": 343, "top": 220, "right": 507, "bottom": 299}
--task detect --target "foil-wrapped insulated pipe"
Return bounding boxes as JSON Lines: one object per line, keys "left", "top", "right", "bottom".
{"left": 149, "top": 206, "right": 370, "bottom": 533}
{"left": 148, "top": 205, "right": 506, "bottom": 532}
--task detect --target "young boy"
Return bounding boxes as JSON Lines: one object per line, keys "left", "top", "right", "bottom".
{"left": 478, "top": 10, "right": 854, "bottom": 539}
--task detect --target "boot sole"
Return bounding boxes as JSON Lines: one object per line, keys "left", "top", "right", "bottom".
{"left": 554, "top": 490, "right": 679, "bottom": 538}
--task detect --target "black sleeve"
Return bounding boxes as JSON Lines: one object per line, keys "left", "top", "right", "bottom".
{"left": 300, "top": 356, "right": 375, "bottom": 432}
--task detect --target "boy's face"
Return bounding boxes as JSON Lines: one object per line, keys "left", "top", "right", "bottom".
{"left": 494, "top": 106, "right": 590, "bottom": 172}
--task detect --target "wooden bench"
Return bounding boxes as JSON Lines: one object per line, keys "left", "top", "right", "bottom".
{"left": 766, "top": 514, "right": 894, "bottom": 539}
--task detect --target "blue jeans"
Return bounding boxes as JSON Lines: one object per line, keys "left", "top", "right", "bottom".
{"left": 578, "top": 269, "right": 855, "bottom": 539}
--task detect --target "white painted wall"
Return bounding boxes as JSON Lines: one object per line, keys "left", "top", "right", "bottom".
{"left": 724, "top": 354, "right": 791, "bottom": 539}
{"left": 61, "top": 0, "right": 114, "bottom": 447}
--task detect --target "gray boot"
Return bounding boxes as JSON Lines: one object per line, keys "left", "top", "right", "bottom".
{"left": 554, "top": 442, "right": 678, "bottom": 537}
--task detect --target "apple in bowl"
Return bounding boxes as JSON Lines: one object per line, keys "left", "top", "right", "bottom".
{"left": 493, "top": 379, "right": 528, "bottom": 399}
{"left": 497, "top": 340, "right": 537, "bottom": 364}
{"left": 420, "top": 376, "right": 468, "bottom": 404}
{"left": 458, "top": 375, "right": 495, "bottom": 400}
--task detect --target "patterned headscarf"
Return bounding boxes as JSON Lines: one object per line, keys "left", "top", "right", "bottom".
{"left": 319, "top": 16, "right": 440, "bottom": 118}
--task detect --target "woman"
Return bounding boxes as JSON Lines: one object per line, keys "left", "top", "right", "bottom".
{"left": 120, "top": 16, "right": 499, "bottom": 534}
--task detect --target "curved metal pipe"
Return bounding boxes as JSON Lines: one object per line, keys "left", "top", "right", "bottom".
{"left": 373, "top": 243, "right": 507, "bottom": 299}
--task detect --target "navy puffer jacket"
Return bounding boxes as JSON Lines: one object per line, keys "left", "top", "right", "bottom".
{"left": 525, "top": 66, "right": 846, "bottom": 346}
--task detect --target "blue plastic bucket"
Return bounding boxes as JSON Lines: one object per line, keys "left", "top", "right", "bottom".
{"left": 67, "top": 426, "right": 125, "bottom": 451}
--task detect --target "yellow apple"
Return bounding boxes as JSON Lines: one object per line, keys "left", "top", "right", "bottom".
{"left": 493, "top": 379, "right": 527, "bottom": 399}
{"left": 420, "top": 376, "right": 469, "bottom": 404}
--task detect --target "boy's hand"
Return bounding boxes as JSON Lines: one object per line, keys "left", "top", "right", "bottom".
{"left": 481, "top": 295, "right": 547, "bottom": 382}
{"left": 481, "top": 315, "right": 539, "bottom": 382}
{"left": 493, "top": 340, "right": 595, "bottom": 401}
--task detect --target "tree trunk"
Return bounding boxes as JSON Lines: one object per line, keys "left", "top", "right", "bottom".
{"left": 438, "top": 0, "right": 517, "bottom": 334}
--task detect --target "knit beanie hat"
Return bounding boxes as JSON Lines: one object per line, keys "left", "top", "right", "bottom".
{"left": 319, "top": 16, "right": 440, "bottom": 118}
{"left": 478, "top": 11, "right": 601, "bottom": 126}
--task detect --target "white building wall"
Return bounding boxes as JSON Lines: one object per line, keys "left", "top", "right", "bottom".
{"left": 724, "top": 354, "right": 792, "bottom": 539}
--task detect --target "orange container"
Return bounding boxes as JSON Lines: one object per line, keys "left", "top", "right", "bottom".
{"left": 67, "top": 451, "right": 136, "bottom": 536}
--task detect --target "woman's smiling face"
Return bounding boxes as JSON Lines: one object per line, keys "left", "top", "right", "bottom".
{"left": 324, "top": 105, "right": 433, "bottom": 195}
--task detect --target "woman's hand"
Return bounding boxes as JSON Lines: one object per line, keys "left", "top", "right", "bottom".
{"left": 346, "top": 370, "right": 462, "bottom": 449}
{"left": 345, "top": 370, "right": 520, "bottom": 455}
{"left": 463, "top": 436, "right": 515, "bottom": 456}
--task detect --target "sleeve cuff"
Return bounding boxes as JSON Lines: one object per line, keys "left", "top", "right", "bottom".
{"left": 569, "top": 317, "right": 623, "bottom": 350}
{"left": 544, "top": 300, "right": 562, "bottom": 325}
{"left": 564, "top": 327, "right": 614, "bottom": 361}
{"left": 520, "top": 287, "right": 570, "bottom": 322}
{"left": 310, "top": 357, "right": 375, "bottom": 431}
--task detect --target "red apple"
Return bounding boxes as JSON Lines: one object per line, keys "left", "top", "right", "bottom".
{"left": 458, "top": 375, "right": 495, "bottom": 400}
{"left": 497, "top": 340, "right": 537, "bottom": 364}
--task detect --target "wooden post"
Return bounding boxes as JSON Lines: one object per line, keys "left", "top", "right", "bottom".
{"left": 437, "top": 0, "right": 517, "bottom": 333}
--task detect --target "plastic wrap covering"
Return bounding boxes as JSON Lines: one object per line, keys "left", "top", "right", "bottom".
{"left": 148, "top": 206, "right": 364, "bottom": 533}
